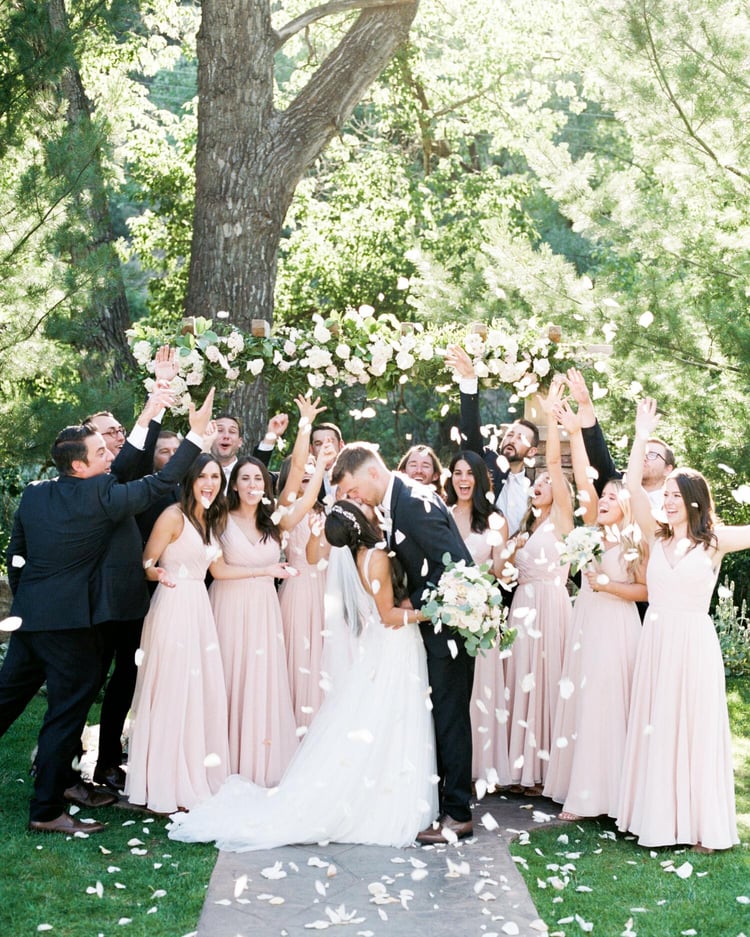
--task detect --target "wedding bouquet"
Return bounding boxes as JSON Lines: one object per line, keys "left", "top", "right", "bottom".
{"left": 558, "top": 525, "right": 604, "bottom": 574}
{"left": 421, "top": 555, "right": 514, "bottom": 658}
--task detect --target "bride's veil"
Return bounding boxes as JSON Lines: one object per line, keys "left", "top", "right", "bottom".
{"left": 320, "top": 545, "right": 373, "bottom": 695}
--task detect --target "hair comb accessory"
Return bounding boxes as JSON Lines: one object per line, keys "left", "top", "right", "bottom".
{"left": 331, "top": 504, "right": 361, "bottom": 534}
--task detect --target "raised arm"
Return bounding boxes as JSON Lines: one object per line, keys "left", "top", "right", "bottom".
{"left": 553, "top": 398, "right": 598, "bottom": 525}
{"left": 254, "top": 411, "right": 290, "bottom": 466}
{"left": 445, "top": 344, "right": 484, "bottom": 455}
{"left": 278, "top": 440, "right": 337, "bottom": 531}
{"left": 626, "top": 399, "right": 660, "bottom": 540}
{"left": 542, "top": 384, "right": 574, "bottom": 537}
{"left": 277, "top": 394, "right": 326, "bottom": 507}
{"left": 567, "top": 368, "right": 621, "bottom": 496}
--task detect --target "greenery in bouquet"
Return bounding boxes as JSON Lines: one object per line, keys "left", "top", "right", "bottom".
{"left": 421, "top": 554, "right": 515, "bottom": 658}
{"left": 558, "top": 524, "right": 604, "bottom": 575}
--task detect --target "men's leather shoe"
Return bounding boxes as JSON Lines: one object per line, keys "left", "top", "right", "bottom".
{"left": 93, "top": 765, "right": 127, "bottom": 792}
{"left": 64, "top": 781, "right": 118, "bottom": 809}
{"left": 416, "top": 815, "right": 474, "bottom": 845}
{"left": 29, "top": 811, "right": 106, "bottom": 835}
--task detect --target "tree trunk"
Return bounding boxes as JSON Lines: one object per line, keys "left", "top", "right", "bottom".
{"left": 187, "top": 0, "right": 419, "bottom": 443}
{"left": 46, "top": 0, "right": 136, "bottom": 383}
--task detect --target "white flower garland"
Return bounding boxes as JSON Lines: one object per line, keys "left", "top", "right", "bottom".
{"left": 128, "top": 307, "right": 588, "bottom": 413}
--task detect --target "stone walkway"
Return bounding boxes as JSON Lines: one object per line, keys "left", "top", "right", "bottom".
{"left": 195, "top": 792, "right": 559, "bottom": 937}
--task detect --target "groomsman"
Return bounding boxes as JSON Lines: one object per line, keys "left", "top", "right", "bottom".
{"left": 332, "top": 443, "right": 475, "bottom": 844}
{"left": 211, "top": 413, "right": 245, "bottom": 489}
{"left": 446, "top": 345, "right": 538, "bottom": 536}
{"left": 84, "top": 383, "right": 174, "bottom": 791}
{"left": 565, "top": 368, "right": 674, "bottom": 510}
{"left": 0, "top": 392, "right": 214, "bottom": 835}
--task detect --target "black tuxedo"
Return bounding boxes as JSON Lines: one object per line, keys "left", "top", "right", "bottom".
{"left": 1, "top": 436, "right": 200, "bottom": 822}
{"left": 388, "top": 474, "right": 475, "bottom": 822}
{"left": 91, "top": 420, "right": 173, "bottom": 773}
{"left": 581, "top": 420, "right": 622, "bottom": 495}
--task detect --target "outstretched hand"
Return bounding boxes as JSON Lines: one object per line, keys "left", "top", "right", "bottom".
{"left": 635, "top": 397, "right": 660, "bottom": 440}
{"left": 266, "top": 412, "right": 289, "bottom": 440}
{"left": 295, "top": 393, "right": 326, "bottom": 431}
{"left": 552, "top": 399, "right": 581, "bottom": 435}
{"left": 444, "top": 344, "right": 476, "bottom": 380}
{"left": 153, "top": 345, "right": 180, "bottom": 383}
{"left": 566, "top": 368, "right": 591, "bottom": 407}
{"left": 539, "top": 376, "right": 566, "bottom": 414}
{"left": 188, "top": 387, "right": 215, "bottom": 437}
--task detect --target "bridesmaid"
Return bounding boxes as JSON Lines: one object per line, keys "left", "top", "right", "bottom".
{"left": 212, "top": 457, "right": 297, "bottom": 786}
{"left": 213, "top": 412, "right": 338, "bottom": 786}
{"left": 276, "top": 396, "right": 334, "bottom": 727}
{"left": 445, "top": 450, "right": 511, "bottom": 789}
{"left": 543, "top": 397, "right": 647, "bottom": 820}
{"left": 617, "top": 399, "right": 750, "bottom": 852}
{"left": 505, "top": 384, "right": 574, "bottom": 795}
{"left": 126, "top": 454, "right": 256, "bottom": 814}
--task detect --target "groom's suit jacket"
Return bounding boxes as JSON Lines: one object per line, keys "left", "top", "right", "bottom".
{"left": 388, "top": 473, "right": 473, "bottom": 658}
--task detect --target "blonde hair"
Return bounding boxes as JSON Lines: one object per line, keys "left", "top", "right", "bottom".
{"left": 600, "top": 478, "right": 647, "bottom": 577}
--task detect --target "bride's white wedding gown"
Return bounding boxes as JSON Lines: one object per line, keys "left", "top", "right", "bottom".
{"left": 168, "top": 548, "right": 438, "bottom": 851}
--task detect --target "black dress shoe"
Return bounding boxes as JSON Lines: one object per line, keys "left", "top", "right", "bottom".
{"left": 64, "top": 781, "right": 118, "bottom": 809}
{"left": 29, "top": 811, "right": 106, "bottom": 834}
{"left": 416, "top": 815, "right": 474, "bottom": 845}
{"left": 93, "top": 765, "right": 127, "bottom": 792}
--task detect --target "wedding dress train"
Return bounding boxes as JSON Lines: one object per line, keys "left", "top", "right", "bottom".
{"left": 168, "top": 547, "right": 438, "bottom": 851}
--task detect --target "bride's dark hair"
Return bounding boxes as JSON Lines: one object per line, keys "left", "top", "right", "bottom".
{"left": 325, "top": 500, "right": 408, "bottom": 603}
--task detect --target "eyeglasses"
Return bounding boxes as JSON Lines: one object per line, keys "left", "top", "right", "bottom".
{"left": 101, "top": 425, "right": 126, "bottom": 439}
{"left": 644, "top": 451, "right": 666, "bottom": 462}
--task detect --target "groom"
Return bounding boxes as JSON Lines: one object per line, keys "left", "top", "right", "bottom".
{"left": 332, "top": 442, "right": 475, "bottom": 843}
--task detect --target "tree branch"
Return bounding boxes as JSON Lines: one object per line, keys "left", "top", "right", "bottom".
{"left": 274, "top": 2, "right": 419, "bottom": 188}
{"left": 640, "top": 3, "right": 749, "bottom": 185}
{"left": 274, "top": 0, "right": 413, "bottom": 50}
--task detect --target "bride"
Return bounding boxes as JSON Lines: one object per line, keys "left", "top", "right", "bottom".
{"left": 168, "top": 500, "right": 438, "bottom": 851}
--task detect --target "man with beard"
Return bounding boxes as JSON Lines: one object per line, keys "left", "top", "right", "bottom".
{"left": 446, "top": 345, "right": 538, "bottom": 536}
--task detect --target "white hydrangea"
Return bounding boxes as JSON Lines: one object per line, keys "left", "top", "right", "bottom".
{"left": 131, "top": 340, "right": 153, "bottom": 366}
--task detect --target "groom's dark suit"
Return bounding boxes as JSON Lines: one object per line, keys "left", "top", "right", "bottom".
{"left": 1, "top": 435, "right": 200, "bottom": 823}
{"left": 388, "top": 474, "right": 475, "bottom": 823}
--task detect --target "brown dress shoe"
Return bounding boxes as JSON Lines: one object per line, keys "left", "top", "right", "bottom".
{"left": 416, "top": 815, "right": 474, "bottom": 845}
{"left": 64, "top": 781, "right": 118, "bottom": 809}
{"left": 29, "top": 811, "right": 106, "bottom": 835}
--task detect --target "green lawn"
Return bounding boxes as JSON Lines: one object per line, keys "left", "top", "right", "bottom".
{"left": 0, "top": 697, "right": 216, "bottom": 937}
{"left": 509, "top": 677, "right": 750, "bottom": 937}
{"left": 2, "top": 681, "right": 747, "bottom": 936}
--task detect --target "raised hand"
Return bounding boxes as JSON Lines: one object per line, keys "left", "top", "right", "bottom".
{"left": 566, "top": 368, "right": 592, "bottom": 407}
{"left": 201, "top": 420, "right": 218, "bottom": 453}
{"left": 188, "top": 387, "right": 215, "bottom": 437}
{"left": 315, "top": 439, "right": 338, "bottom": 471}
{"left": 153, "top": 345, "right": 180, "bottom": 383}
{"left": 265, "top": 412, "right": 289, "bottom": 441}
{"left": 540, "top": 376, "right": 566, "bottom": 414}
{"left": 295, "top": 393, "right": 326, "bottom": 429}
{"left": 635, "top": 397, "right": 660, "bottom": 440}
{"left": 142, "top": 385, "right": 175, "bottom": 420}
{"left": 444, "top": 344, "right": 476, "bottom": 380}
{"left": 552, "top": 399, "right": 581, "bottom": 435}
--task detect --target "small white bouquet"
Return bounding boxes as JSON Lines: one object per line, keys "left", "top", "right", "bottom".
{"left": 558, "top": 525, "right": 604, "bottom": 574}
{"left": 421, "top": 554, "right": 515, "bottom": 657}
